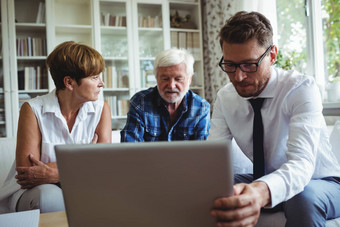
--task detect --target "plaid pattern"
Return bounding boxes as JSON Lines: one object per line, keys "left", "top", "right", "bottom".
{"left": 120, "top": 87, "right": 210, "bottom": 142}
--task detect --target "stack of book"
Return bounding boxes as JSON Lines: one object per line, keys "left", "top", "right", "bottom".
{"left": 16, "top": 37, "right": 47, "bottom": 57}
{"left": 102, "top": 66, "right": 129, "bottom": 88}
{"left": 170, "top": 31, "right": 200, "bottom": 59}
{"left": 17, "top": 66, "right": 48, "bottom": 90}
{"left": 105, "top": 96, "right": 117, "bottom": 116}
{"left": 104, "top": 96, "right": 130, "bottom": 117}
{"left": 138, "top": 16, "right": 162, "bottom": 28}
{"left": 101, "top": 13, "right": 127, "bottom": 27}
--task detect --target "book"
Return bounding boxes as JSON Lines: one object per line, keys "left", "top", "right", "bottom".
{"left": 111, "top": 66, "right": 118, "bottom": 88}
{"left": 143, "top": 70, "right": 156, "bottom": 88}
{"left": 121, "top": 16, "right": 127, "bottom": 27}
{"left": 106, "top": 66, "right": 112, "bottom": 88}
{"left": 118, "top": 69, "right": 129, "bottom": 88}
{"left": 171, "top": 31, "right": 178, "bottom": 48}
{"left": 18, "top": 70, "right": 25, "bottom": 90}
{"left": 118, "top": 99, "right": 129, "bottom": 116}
{"left": 35, "top": 2, "right": 45, "bottom": 23}
{"left": 193, "top": 32, "right": 200, "bottom": 58}
{"left": 110, "top": 15, "right": 116, "bottom": 26}
{"left": 186, "top": 32, "right": 193, "bottom": 54}
{"left": 36, "top": 66, "right": 41, "bottom": 89}
{"left": 27, "top": 37, "right": 32, "bottom": 56}
{"left": 112, "top": 96, "right": 117, "bottom": 116}
{"left": 178, "top": 32, "right": 187, "bottom": 49}
{"left": 104, "top": 13, "right": 110, "bottom": 26}
{"left": 24, "top": 67, "right": 30, "bottom": 90}
{"left": 104, "top": 96, "right": 118, "bottom": 117}
{"left": 41, "top": 66, "right": 48, "bottom": 89}
{"left": 116, "top": 16, "right": 121, "bottom": 27}
{"left": 102, "top": 70, "right": 108, "bottom": 87}
{"left": 154, "top": 16, "right": 161, "bottom": 28}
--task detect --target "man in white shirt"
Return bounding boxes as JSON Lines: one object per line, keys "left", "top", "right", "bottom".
{"left": 209, "top": 11, "right": 340, "bottom": 226}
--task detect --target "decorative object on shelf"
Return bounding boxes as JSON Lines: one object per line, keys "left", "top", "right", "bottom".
{"left": 170, "top": 11, "right": 196, "bottom": 29}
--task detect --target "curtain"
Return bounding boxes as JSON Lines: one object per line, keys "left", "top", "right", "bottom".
{"left": 202, "top": 0, "right": 277, "bottom": 105}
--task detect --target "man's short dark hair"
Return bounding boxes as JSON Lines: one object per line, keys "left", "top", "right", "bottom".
{"left": 219, "top": 11, "right": 273, "bottom": 48}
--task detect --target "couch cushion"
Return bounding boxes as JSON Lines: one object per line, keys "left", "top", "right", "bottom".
{"left": 0, "top": 137, "right": 16, "bottom": 187}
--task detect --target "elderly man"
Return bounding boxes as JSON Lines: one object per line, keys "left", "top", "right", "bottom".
{"left": 208, "top": 11, "right": 340, "bottom": 226}
{"left": 120, "top": 48, "right": 210, "bottom": 142}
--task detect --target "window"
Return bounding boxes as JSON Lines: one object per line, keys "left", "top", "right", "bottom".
{"left": 276, "top": 0, "right": 340, "bottom": 107}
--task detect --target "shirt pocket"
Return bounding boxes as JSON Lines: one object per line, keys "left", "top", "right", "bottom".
{"left": 145, "top": 126, "right": 162, "bottom": 141}
{"left": 173, "top": 127, "right": 195, "bottom": 140}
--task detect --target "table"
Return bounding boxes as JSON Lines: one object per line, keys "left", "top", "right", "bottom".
{"left": 39, "top": 211, "right": 68, "bottom": 227}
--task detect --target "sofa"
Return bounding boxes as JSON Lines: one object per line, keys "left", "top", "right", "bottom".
{"left": 1, "top": 124, "right": 340, "bottom": 226}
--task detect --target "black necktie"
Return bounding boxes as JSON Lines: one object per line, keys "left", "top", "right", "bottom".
{"left": 249, "top": 98, "right": 265, "bottom": 180}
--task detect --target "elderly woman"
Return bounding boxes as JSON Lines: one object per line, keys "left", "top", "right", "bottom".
{"left": 0, "top": 41, "right": 112, "bottom": 213}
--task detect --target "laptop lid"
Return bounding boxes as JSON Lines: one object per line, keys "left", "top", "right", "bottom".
{"left": 55, "top": 140, "right": 233, "bottom": 227}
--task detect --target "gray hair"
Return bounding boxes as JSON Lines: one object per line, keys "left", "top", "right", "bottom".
{"left": 153, "top": 48, "right": 194, "bottom": 76}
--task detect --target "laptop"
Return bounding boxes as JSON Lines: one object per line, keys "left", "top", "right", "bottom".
{"left": 55, "top": 140, "right": 234, "bottom": 227}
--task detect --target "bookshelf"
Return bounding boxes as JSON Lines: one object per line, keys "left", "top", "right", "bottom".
{"left": 13, "top": 2, "right": 49, "bottom": 129}
{"left": 53, "top": 0, "right": 93, "bottom": 46}
{"left": 133, "top": 1, "right": 170, "bottom": 92}
{"left": 97, "top": 0, "right": 132, "bottom": 129}
{"left": 0, "top": 0, "right": 205, "bottom": 136}
{"left": 169, "top": 0, "right": 204, "bottom": 96}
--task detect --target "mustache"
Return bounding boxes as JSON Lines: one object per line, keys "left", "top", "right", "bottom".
{"left": 234, "top": 81, "right": 252, "bottom": 87}
{"left": 164, "top": 89, "right": 180, "bottom": 93}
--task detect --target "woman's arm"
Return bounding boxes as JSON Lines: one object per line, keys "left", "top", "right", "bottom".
{"left": 15, "top": 102, "right": 59, "bottom": 189}
{"left": 95, "top": 102, "right": 112, "bottom": 143}
{"left": 16, "top": 102, "right": 41, "bottom": 167}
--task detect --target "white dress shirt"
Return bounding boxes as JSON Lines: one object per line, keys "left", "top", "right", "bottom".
{"left": 208, "top": 67, "right": 340, "bottom": 207}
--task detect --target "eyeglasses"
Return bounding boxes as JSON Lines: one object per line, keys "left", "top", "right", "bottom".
{"left": 219, "top": 45, "right": 273, "bottom": 73}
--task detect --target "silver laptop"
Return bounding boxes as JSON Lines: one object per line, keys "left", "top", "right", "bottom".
{"left": 55, "top": 140, "right": 234, "bottom": 227}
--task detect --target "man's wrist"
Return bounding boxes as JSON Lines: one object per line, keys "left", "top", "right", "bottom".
{"left": 252, "top": 181, "right": 271, "bottom": 207}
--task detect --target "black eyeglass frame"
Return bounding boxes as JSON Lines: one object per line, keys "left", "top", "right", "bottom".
{"left": 219, "top": 45, "right": 273, "bottom": 73}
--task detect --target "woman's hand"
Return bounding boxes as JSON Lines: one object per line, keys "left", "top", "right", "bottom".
{"left": 91, "top": 133, "right": 98, "bottom": 144}
{"left": 15, "top": 154, "right": 59, "bottom": 189}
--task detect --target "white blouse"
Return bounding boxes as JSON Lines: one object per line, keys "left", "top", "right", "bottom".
{"left": 0, "top": 90, "right": 104, "bottom": 212}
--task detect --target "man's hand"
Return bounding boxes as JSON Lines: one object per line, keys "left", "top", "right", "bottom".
{"left": 15, "top": 154, "right": 58, "bottom": 189}
{"left": 210, "top": 181, "right": 271, "bottom": 227}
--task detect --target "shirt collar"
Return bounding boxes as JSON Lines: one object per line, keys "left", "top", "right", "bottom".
{"left": 42, "top": 89, "right": 96, "bottom": 120}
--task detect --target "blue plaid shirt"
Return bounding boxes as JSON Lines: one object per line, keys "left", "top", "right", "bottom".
{"left": 120, "top": 87, "right": 210, "bottom": 142}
